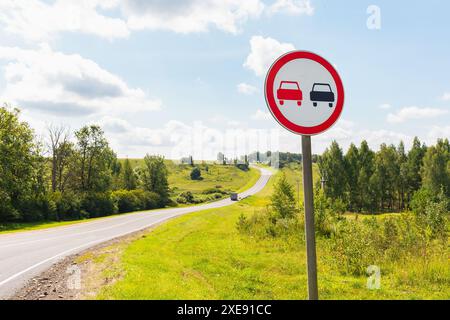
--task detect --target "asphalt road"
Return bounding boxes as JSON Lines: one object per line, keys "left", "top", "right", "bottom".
{"left": 0, "top": 166, "right": 272, "bottom": 299}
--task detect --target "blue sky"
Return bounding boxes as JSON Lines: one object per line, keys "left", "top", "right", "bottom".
{"left": 0, "top": 0, "right": 449, "bottom": 158}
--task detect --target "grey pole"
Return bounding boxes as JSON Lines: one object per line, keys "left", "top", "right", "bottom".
{"left": 301, "top": 135, "right": 318, "bottom": 300}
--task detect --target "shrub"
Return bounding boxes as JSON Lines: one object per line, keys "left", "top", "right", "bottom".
{"left": 113, "top": 190, "right": 144, "bottom": 213}
{"left": 190, "top": 167, "right": 202, "bottom": 180}
{"left": 202, "top": 188, "right": 228, "bottom": 195}
{"left": 270, "top": 174, "right": 297, "bottom": 219}
{"left": 82, "top": 192, "right": 117, "bottom": 218}
{"left": 178, "top": 191, "right": 195, "bottom": 204}
{"left": 18, "top": 194, "right": 57, "bottom": 222}
{"left": 54, "top": 191, "right": 84, "bottom": 220}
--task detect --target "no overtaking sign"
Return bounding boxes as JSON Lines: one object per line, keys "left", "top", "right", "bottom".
{"left": 264, "top": 51, "right": 345, "bottom": 300}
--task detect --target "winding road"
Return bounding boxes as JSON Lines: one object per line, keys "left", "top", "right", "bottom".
{"left": 0, "top": 166, "right": 272, "bottom": 299}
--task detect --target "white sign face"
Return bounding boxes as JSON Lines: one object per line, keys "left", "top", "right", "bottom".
{"left": 265, "top": 51, "right": 344, "bottom": 135}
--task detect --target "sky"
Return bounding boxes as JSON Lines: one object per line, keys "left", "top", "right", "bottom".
{"left": 0, "top": 0, "right": 449, "bottom": 159}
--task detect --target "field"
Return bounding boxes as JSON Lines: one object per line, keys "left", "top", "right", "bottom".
{"left": 87, "top": 165, "right": 449, "bottom": 300}
{"left": 0, "top": 162, "right": 258, "bottom": 234}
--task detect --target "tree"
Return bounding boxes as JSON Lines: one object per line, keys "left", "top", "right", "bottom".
{"left": 357, "top": 140, "right": 375, "bottom": 212}
{"left": 421, "top": 138, "right": 450, "bottom": 196}
{"left": 122, "top": 158, "right": 137, "bottom": 190}
{"left": 396, "top": 141, "right": 408, "bottom": 210}
{"left": 48, "top": 124, "right": 74, "bottom": 193}
{"left": 271, "top": 173, "right": 297, "bottom": 219}
{"left": 190, "top": 167, "right": 202, "bottom": 180}
{"left": 142, "top": 155, "right": 169, "bottom": 205}
{"left": 405, "top": 137, "right": 426, "bottom": 203}
{"left": 371, "top": 144, "right": 399, "bottom": 211}
{"left": 344, "top": 143, "right": 360, "bottom": 211}
{"left": 318, "top": 141, "right": 347, "bottom": 201}
{"left": 0, "top": 106, "right": 44, "bottom": 221}
{"left": 74, "top": 125, "right": 117, "bottom": 193}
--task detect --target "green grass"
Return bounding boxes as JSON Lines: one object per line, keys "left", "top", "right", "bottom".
{"left": 0, "top": 162, "right": 258, "bottom": 234}
{"left": 95, "top": 166, "right": 449, "bottom": 300}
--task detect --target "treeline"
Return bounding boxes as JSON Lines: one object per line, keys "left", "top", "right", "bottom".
{"left": 318, "top": 138, "right": 450, "bottom": 213}
{"left": 0, "top": 106, "right": 170, "bottom": 223}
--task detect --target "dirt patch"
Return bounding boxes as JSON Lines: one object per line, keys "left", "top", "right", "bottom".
{"left": 10, "top": 227, "right": 155, "bottom": 300}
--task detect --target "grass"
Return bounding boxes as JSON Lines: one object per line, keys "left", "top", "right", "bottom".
{"left": 0, "top": 161, "right": 258, "bottom": 234}
{"left": 94, "top": 165, "right": 449, "bottom": 300}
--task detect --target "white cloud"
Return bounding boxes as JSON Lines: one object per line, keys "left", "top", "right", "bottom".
{"left": 244, "top": 36, "right": 295, "bottom": 76}
{"left": 252, "top": 109, "right": 272, "bottom": 121}
{"left": 0, "top": 44, "right": 161, "bottom": 117}
{"left": 267, "top": 0, "right": 314, "bottom": 16}
{"left": 378, "top": 103, "right": 391, "bottom": 109}
{"left": 237, "top": 82, "right": 258, "bottom": 95}
{"left": 122, "top": 0, "right": 265, "bottom": 34}
{"left": 387, "top": 106, "right": 448, "bottom": 123}
{"left": 428, "top": 125, "right": 450, "bottom": 142}
{"left": 0, "top": 0, "right": 129, "bottom": 41}
{"left": 441, "top": 92, "right": 450, "bottom": 101}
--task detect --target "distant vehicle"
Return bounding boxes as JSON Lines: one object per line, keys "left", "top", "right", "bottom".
{"left": 277, "top": 81, "right": 302, "bottom": 106}
{"left": 310, "top": 83, "right": 335, "bottom": 108}
{"left": 230, "top": 193, "right": 239, "bottom": 201}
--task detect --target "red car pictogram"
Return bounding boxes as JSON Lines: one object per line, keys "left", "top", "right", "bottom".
{"left": 277, "top": 81, "right": 302, "bottom": 106}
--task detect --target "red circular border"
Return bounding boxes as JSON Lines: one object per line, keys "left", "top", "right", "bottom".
{"left": 264, "top": 51, "right": 344, "bottom": 135}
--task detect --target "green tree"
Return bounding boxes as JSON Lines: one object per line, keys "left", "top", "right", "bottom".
{"left": 74, "top": 125, "right": 117, "bottom": 193}
{"left": 0, "top": 106, "right": 45, "bottom": 221}
{"left": 270, "top": 173, "right": 297, "bottom": 219}
{"left": 421, "top": 138, "right": 450, "bottom": 196}
{"left": 396, "top": 141, "right": 408, "bottom": 210}
{"left": 357, "top": 140, "right": 375, "bottom": 212}
{"left": 371, "top": 144, "right": 399, "bottom": 211}
{"left": 122, "top": 158, "right": 137, "bottom": 190}
{"left": 344, "top": 143, "right": 360, "bottom": 211}
{"left": 404, "top": 137, "right": 427, "bottom": 204}
{"left": 190, "top": 167, "right": 202, "bottom": 180}
{"left": 142, "top": 155, "right": 170, "bottom": 205}
{"left": 318, "top": 141, "right": 347, "bottom": 202}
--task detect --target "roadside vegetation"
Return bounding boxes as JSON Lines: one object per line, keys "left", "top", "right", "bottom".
{"left": 87, "top": 138, "right": 449, "bottom": 300}
{"left": 90, "top": 162, "right": 448, "bottom": 300}
{"left": 0, "top": 106, "right": 257, "bottom": 232}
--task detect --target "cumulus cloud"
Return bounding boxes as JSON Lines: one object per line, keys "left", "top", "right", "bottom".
{"left": 237, "top": 82, "right": 258, "bottom": 95}
{"left": 387, "top": 106, "right": 448, "bottom": 123}
{"left": 0, "top": 0, "right": 129, "bottom": 41}
{"left": 0, "top": 0, "right": 315, "bottom": 41}
{"left": 267, "top": 0, "right": 314, "bottom": 16}
{"left": 428, "top": 125, "right": 450, "bottom": 142}
{"left": 378, "top": 103, "right": 391, "bottom": 110}
{"left": 122, "top": 0, "right": 265, "bottom": 34}
{"left": 244, "top": 36, "right": 295, "bottom": 76}
{"left": 251, "top": 109, "right": 271, "bottom": 121}
{"left": 0, "top": 45, "right": 162, "bottom": 117}
{"left": 441, "top": 92, "right": 450, "bottom": 101}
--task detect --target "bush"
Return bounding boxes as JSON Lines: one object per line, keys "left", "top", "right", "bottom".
{"left": 177, "top": 191, "right": 195, "bottom": 204}
{"left": 53, "top": 191, "right": 84, "bottom": 220}
{"left": 112, "top": 189, "right": 163, "bottom": 213}
{"left": 82, "top": 192, "right": 117, "bottom": 218}
{"left": 202, "top": 187, "right": 228, "bottom": 195}
{"left": 18, "top": 194, "right": 57, "bottom": 222}
{"left": 190, "top": 167, "right": 202, "bottom": 180}
{"left": 270, "top": 174, "right": 297, "bottom": 219}
{"left": 113, "top": 190, "right": 144, "bottom": 213}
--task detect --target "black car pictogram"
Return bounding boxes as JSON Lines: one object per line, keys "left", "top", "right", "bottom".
{"left": 310, "top": 83, "right": 335, "bottom": 108}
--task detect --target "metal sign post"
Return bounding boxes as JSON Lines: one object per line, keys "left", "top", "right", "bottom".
{"left": 301, "top": 135, "right": 318, "bottom": 300}
{"left": 264, "top": 51, "right": 345, "bottom": 300}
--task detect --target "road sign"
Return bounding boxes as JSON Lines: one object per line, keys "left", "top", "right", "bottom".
{"left": 265, "top": 51, "right": 344, "bottom": 135}
{"left": 264, "top": 51, "right": 345, "bottom": 300}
